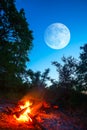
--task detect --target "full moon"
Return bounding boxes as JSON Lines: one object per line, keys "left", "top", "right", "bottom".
{"left": 44, "top": 23, "right": 70, "bottom": 49}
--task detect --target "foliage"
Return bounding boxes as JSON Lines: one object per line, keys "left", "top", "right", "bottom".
{"left": 76, "top": 44, "right": 87, "bottom": 91}
{"left": 0, "top": 0, "right": 33, "bottom": 88}
{"left": 0, "top": 0, "right": 87, "bottom": 98}
{"left": 52, "top": 56, "right": 77, "bottom": 89}
{"left": 27, "top": 68, "right": 51, "bottom": 88}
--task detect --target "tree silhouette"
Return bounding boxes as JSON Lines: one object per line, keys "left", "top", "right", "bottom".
{"left": 76, "top": 44, "right": 87, "bottom": 91}
{"left": 0, "top": 0, "right": 33, "bottom": 88}
{"left": 27, "top": 68, "right": 51, "bottom": 88}
{"left": 52, "top": 56, "right": 77, "bottom": 89}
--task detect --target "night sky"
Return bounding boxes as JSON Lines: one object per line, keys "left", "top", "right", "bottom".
{"left": 16, "top": 0, "right": 87, "bottom": 82}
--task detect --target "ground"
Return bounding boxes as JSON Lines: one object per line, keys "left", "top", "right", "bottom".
{"left": 0, "top": 99, "right": 87, "bottom": 130}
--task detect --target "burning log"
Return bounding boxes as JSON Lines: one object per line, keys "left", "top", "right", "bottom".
{"left": 1, "top": 106, "right": 14, "bottom": 115}
{"left": 13, "top": 107, "right": 46, "bottom": 130}
{"left": 1, "top": 99, "right": 50, "bottom": 129}
{"left": 13, "top": 107, "right": 28, "bottom": 118}
{"left": 28, "top": 112, "right": 46, "bottom": 130}
{"left": 11, "top": 100, "right": 46, "bottom": 130}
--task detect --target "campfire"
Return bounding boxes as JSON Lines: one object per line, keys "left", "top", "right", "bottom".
{"left": 0, "top": 89, "right": 59, "bottom": 130}
{"left": 13, "top": 101, "right": 33, "bottom": 123}
{"left": 1, "top": 98, "right": 46, "bottom": 130}
{"left": 0, "top": 89, "right": 86, "bottom": 130}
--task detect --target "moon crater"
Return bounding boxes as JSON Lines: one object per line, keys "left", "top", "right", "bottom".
{"left": 44, "top": 23, "right": 70, "bottom": 49}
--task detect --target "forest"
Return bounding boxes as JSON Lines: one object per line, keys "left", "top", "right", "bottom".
{"left": 0, "top": 0, "right": 87, "bottom": 109}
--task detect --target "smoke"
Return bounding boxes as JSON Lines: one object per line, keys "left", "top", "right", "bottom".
{"left": 21, "top": 87, "right": 46, "bottom": 101}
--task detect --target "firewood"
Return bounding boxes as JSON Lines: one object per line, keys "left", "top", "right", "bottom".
{"left": 13, "top": 107, "right": 28, "bottom": 118}
{"left": 28, "top": 113, "right": 46, "bottom": 130}
{"left": 2, "top": 106, "right": 13, "bottom": 114}
{"left": 13, "top": 107, "right": 46, "bottom": 130}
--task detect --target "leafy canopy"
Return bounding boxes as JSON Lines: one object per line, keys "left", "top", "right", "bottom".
{"left": 0, "top": 0, "right": 33, "bottom": 87}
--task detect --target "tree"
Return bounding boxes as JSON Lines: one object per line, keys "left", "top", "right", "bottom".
{"left": 27, "top": 68, "right": 50, "bottom": 88}
{"left": 27, "top": 69, "right": 41, "bottom": 87}
{"left": 0, "top": 0, "right": 33, "bottom": 88}
{"left": 76, "top": 44, "right": 87, "bottom": 91}
{"left": 52, "top": 56, "right": 77, "bottom": 89}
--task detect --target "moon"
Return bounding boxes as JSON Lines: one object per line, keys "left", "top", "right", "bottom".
{"left": 44, "top": 23, "right": 70, "bottom": 49}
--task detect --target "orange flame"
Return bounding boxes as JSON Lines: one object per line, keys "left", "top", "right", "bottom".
{"left": 14, "top": 101, "right": 32, "bottom": 123}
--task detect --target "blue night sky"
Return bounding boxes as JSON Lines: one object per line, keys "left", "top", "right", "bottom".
{"left": 16, "top": 0, "right": 87, "bottom": 82}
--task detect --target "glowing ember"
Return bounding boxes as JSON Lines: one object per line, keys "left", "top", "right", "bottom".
{"left": 14, "top": 101, "right": 32, "bottom": 122}
{"left": 43, "top": 101, "right": 50, "bottom": 108}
